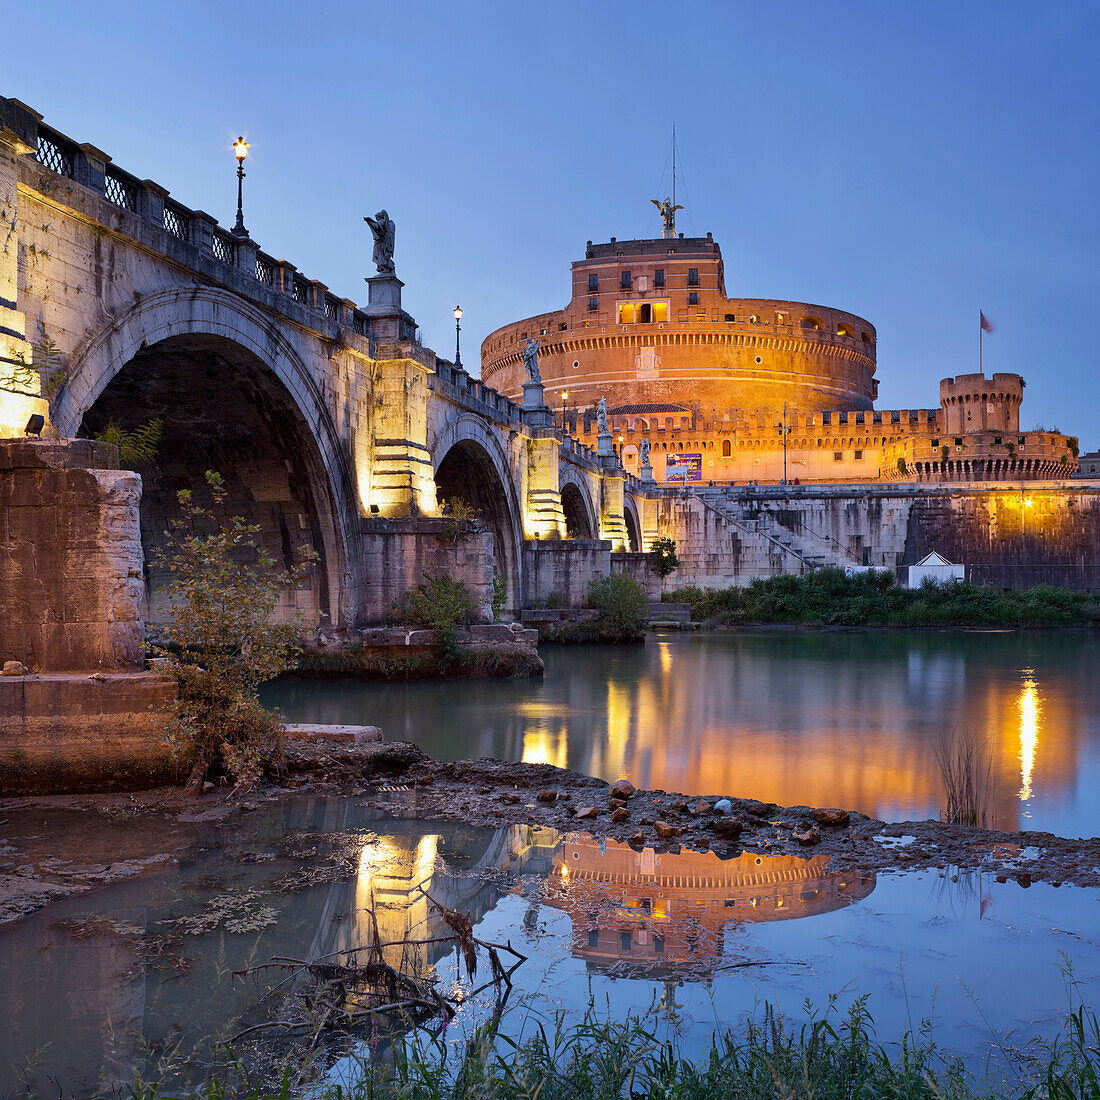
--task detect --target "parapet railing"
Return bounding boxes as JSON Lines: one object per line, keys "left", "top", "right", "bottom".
{"left": 28, "top": 117, "right": 377, "bottom": 349}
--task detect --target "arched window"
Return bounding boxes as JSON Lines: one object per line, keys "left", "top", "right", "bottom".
{"left": 837, "top": 323, "right": 853, "bottom": 337}
{"left": 801, "top": 316, "right": 823, "bottom": 330}
{"left": 722, "top": 439, "right": 731, "bottom": 457}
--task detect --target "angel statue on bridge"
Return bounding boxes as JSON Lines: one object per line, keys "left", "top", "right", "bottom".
{"left": 640, "top": 437, "right": 651, "bottom": 467}
{"left": 597, "top": 396, "right": 609, "bottom": 434}
{"left": 651, "top": 196, "right": 683, "bottom": 232}
{"left": 522, "top": 337, "right": 541, "bottom": 383}
{"left": 364, "top": 210, "right": 396, "bottom": 274}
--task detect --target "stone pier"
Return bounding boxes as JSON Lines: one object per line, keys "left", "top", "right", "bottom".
{"left": 0, "top": 439, "right": 178, "bottom": 793}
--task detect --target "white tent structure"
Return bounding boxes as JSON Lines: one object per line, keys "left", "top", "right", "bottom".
{"left": 907, "top": 551, "right": 965, "bottom": 588}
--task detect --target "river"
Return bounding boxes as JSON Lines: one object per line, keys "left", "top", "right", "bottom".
{"left": 263, "top": 630, "right": 1100, "bottom": 838}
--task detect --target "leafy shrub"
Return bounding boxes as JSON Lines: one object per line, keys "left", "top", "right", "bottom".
{"left": 405, "top": 573, "right": 476, "bottom": 628}
{"left": 587, "top": 573, "right": 648, "bottom": 638}
{"left": 492, "top": 571, "right": 508, "bottom": 621}
{"left": 154, "top": 471, "right": 312, "bottom": 792}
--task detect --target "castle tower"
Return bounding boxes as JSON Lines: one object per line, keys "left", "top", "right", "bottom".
{"left": 940, "top": 373, "right": 1023, "bottom": 435}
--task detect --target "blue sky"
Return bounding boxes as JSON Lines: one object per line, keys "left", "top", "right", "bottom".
{"left": 8, "top": 1, "right": 1098, "bottom": 441}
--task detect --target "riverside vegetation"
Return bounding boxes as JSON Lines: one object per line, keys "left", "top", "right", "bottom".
{"left": 154, "top": 471, "right": 313, "bottom": 792}
{"left": 114, "top": 997, "right": 1100, "bottom": 1099}
{"left": 532, "top": 572, "right": 650, "bottom": 643}
{"left": 670, "top": 568, "right": 1100, "bottom": 628}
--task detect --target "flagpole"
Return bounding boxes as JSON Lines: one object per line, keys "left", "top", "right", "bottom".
{"left": 979, "top": 308, "right": 983, "bottom": 373}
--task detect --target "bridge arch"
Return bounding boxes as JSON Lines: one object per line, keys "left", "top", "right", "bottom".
{"left": 54, "top": 287, "right": 359, "bottom": 631}
{"left": 623, "top": 495, "right": 642, "bottom": 552}
{"left": 558, "top": 467, "right": 597, "bottom": 540}
{"left": 431, "top": 414, "right": 524, "bottom": 612}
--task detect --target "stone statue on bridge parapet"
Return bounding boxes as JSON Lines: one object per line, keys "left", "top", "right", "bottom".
{"left": 597, "top": 396, "right": 608, "bottom": 434}
{"left": 522, "top": 337, "right": 541, "bottom": 383}
{"left": 640, "top": 437, "right": 650, "bottom": 466}
{"left": 364, "top": 210, "right": 396, "bottom": 274}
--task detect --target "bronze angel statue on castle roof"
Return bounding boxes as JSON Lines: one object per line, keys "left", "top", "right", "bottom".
{"left": 651, "top": 196, "right": 683, "bottom": 232}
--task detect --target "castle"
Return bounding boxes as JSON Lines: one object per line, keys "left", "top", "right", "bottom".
{"left": 482, "top": 220, "right": 1077, "bottom": 486}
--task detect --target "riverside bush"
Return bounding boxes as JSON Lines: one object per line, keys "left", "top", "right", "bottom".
{"left": 154, "top": 471, "right": 311, "bottom": 792}
{"left": 587, "top": 572, "right": 648, "bottom": 639}
{"left": 669, "top": 568, "right": 1096, "bottom": 628}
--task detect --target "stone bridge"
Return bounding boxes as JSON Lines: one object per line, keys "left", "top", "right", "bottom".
{"left": 0, "top": 97, "right": 655, "bottom": 632}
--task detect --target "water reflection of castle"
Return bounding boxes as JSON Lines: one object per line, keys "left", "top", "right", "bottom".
{"left": 543, "top": 838, "right": 874, "bottom": 977}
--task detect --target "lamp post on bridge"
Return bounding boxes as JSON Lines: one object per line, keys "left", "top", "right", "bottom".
{"left": 232, "top": 136, "right": 250, "bottom": 239}
{"left": 453, "top": 306, "right": 463, "bottom": 368}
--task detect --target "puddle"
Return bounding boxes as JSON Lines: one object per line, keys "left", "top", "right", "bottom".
{"left": 1, "top": 796, "right": 1097, "bottom": 1097}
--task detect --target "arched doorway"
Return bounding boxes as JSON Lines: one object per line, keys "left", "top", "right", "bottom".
{"left": 561, "top": 482, "right": 594, "bottom": 539}
{"left": 76, "top": 333, "right": 346, "bottom": 631}
{"left": 434, "top": 438, "right": 522, "bottom": 612}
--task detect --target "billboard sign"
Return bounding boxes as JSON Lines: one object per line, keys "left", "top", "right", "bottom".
{"left": 665, "top": 453, "right": 702, "bottom": 482}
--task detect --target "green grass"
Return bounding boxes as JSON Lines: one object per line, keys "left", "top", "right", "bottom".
{"left": 668, "top": 568, "right": 1100, "bottom": 628}
{"left": 114, "top": 997, "right": 1100, "bottom": 1099}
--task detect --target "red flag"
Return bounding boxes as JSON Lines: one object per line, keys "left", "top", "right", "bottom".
{"left": 980, "top": 311, "right": 994, "bottom": 333}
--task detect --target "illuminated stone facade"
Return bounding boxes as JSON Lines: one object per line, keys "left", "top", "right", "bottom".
{"left": 482, "top": 234, "right": 1076, "bottom": 485}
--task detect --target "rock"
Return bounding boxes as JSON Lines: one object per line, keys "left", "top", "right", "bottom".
{"left": 1, "top": 661, "right": 28, "bottom": 676}
{"left": 744, "top": 800, "right": 773, "bottom": 817}
{"left": 670, "top": 800, "right": 687, "bottom": 813}
{"left": 811, "top": 807, "right": 850, "bottom": 828}
{"left": 536, "top": 790, "right": 558, "bottom": 803}
{"left": 711, "top": 818, "right": 743, "bottom": 840}
{"left": 654, "top": 820, "right": 676, "bottom": 839}
{"left": 691, "top": 799, "right": 711, "bottom": 816}
{"left": 995, "top": 874, "right": 1007, "bottom": 883}
{"left": 628, "top": 830, "right": 646, "bottom": 846}
{"left": 610, "top": 779, "right": 636, "bottom": 800}
{"left": 609, "top": 797, "right": 626, "bottom": 810}
{"left": 713, "top": 799, "right": 733, "bottom": 815}
{"left": 574, "top": 806, "right": 598, "bottom": 820}
{"left": 202, "top": 781, "right": 215, "bottom": 794}
{"left": 1016, "top": 872, "right": 1032, "bottom": 888}
{"left": 792, "top": 823, "right": 821, "bottom": 846}
{"left": 501, "top": 793, "right": 521, "bottom": 804}
{"left": 610, "top": 807, "right": 631, "bottom": 823}
{"left": 640, "top": 816, "right": 654, "bottom": 826}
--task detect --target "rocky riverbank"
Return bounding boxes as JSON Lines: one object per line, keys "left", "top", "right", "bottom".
{"left": 2, "top": 739, "right": 1097, "bottom": 926}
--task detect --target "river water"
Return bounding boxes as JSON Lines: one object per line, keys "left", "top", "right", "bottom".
{"left": 264, "top": 630, "right": 1100, "bottom": 838}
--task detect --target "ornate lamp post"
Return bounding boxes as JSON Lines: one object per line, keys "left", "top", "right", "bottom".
{"left": 776, "top": 404, "right": 792, "bottom": 484}
{"left": 561, "top": 390, "right": 569, "bottom": 430}
{"left": 232, "top": 136, "right": 249, "bottom": 239}
{"left": 453, "top": 306, "right": 462, "bottom": 367}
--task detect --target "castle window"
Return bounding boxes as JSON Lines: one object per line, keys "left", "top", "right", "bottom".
{"left": 654, "top": 268, "right": 665, "bottom": 287}
{"left": 688, "top": 291, "right": 699, "bottom": 305}
{"left": 696, "top": 312, "right": 706, "bottom": 322}
{"left": 620, "top": 932, "right": 632, "bottom": 951}
{"left": 722, "top": 439, "right": 731, "bottom": 457}
{"left": 588, "top": 929, "right": 599, "bottom": 947}
{"left": 834, "top": 451, "right": 843, "bottom": 461}
{"left": 838, "top": 323, "right": 853, "bottom": 337}
{"left": 954, "top": 438, "right": 963, "bottom": 446}
{"left": 802, "top": 316, "right": 823, "bottom": 330}
{"left": 588, "top": 273, "right": 598, "bottom": 291}
{"left": 621, "top": 270, "right": 632, "bottom": 289}
{"left": 724, "top": 313, "right": 736, "bottom": 322}
{"left": 932, "top": 438, "right": 939, "bottom": 447}
{"left": 588, "top": 297, "right": 598, "bottom": 311}
{"left": 854, "top": 449, "right": 863, "bottom": 460}
{"left": 994, "top": 436, "right": 1002, "bottom": 444}
{"left": 862, "top": 332, "right": 873, "bottom": 344}
{"left": 687, "top": 267, "right": 699, "bottom": 285}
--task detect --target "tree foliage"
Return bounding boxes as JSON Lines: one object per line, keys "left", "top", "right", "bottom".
{"left": 650, "top": 536, "right": 679, "bottom": 580}
{"left": 154, "top": 471, "right": 313, "bottom": 792}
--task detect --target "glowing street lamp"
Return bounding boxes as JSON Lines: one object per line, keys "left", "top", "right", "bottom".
{"left": 453, "top": 306, "right": 463, "bottom": 367}
{"left": 232, "top": 136, "right": 250, "bottom": 238}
